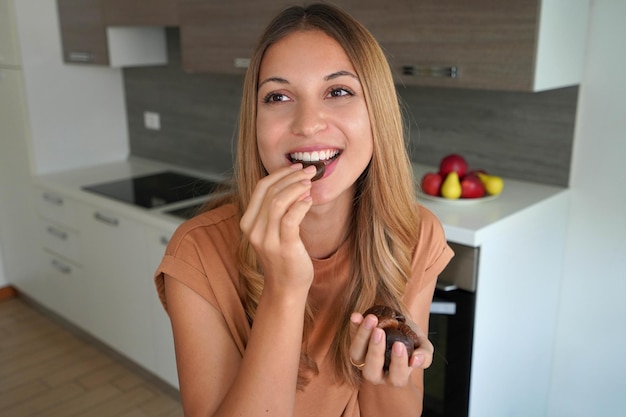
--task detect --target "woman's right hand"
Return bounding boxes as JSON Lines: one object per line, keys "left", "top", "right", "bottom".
{"left": 240, "top": 163, "right": 318, "bottom": 293}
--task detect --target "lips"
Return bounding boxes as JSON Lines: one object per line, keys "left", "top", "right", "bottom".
{"left": 287, "top": 149, "right": 340, "bottom": 181}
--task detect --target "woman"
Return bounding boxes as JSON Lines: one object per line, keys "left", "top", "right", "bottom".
{"left": 155, "top": 3, "right": 453, "bottom": 416}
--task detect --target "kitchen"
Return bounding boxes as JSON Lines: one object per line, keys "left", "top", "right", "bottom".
{"left": 1, "top": 1, "right": 624, "bottom": 416}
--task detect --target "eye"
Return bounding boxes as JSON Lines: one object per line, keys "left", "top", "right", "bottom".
{"left": 262, "top": 92, "right": 290, "bottom": 104}
{"left": 327, "top": 87, "right": 354, "bottom": 98}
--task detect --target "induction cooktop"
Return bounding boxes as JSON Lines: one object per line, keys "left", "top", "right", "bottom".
{"left": 82, "top": 171, "right": 220, "bottom": 209}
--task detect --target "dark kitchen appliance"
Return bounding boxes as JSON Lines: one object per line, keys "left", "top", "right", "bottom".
{"left": 82, "top": 171, "right": 219, "bottom": 209}
{"left": 423, "top": 242, "right": 478, "bottom": 417}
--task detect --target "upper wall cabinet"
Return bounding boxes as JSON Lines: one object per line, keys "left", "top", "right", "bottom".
{"left": 178, "top": 0, "right": 589, "bottom": 92}
{"left": 348, "top": 0, "right": 590, "bottom": 91}
{"left": 178, "top": 0, "right": 295, "bottom": 74}
{"left": 102, "top": 0, "right": 179, "bottom": 26}
{"left": 56, "top": 0, "right": 172, "bottom": 67}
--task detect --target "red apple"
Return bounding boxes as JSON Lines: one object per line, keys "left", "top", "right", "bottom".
{"left": 466, "top": 169, "right": 487, "bottom": 177}
{"left": 439, "top": 154, "right": 468, "bottom": 178}
{"left": 460, "top": 174, "right": 486, "bottom": 198}
{"left": 421, "top": 172, "right": 443, "bottom": 196}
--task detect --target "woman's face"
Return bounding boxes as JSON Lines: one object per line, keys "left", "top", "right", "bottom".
{"left": 256, "top": 29, "right": 374, "bottom": 205}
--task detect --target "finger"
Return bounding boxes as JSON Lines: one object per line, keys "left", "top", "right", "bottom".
{"left": 361, "top": 327, "right": 386, "bottom": 382}
{"left": 385, "top": 341, "right": 413, "bottom": 386}
{"left": 279, "top": 196, "right": 313, "bottom": 244}
{"left": 401, "top": 319, "right": 434, "bottom": 370}
{"left": 262, "top": 174, "right": 314, "bottom": 246}
{"left": 241, "top": 164, "right": 311, "bottom": 233}
{"left": 349, "top": 312, "right": 364, "bottom": 339}
{"left": 241, "top": 166, "right": 314, "bottom": 244}
{"left": 349, "top": 314, "right": 376, "bottom": 364}
{"left": 410, "top": 336, "right": 434, "bottom": 369}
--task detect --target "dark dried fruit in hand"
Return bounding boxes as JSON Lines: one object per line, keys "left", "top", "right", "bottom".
{"left": 363, "top": 305, "right": 420, "bottom": 371}
{"left": 302, "top": 161, "right": 326, "bottom": 181}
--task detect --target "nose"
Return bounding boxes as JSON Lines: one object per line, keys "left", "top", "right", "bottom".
{"left": 290, "top": 99, "right": 327, "bottom": 137}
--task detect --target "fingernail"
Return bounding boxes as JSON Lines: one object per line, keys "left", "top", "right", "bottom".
{"left": 393, "top": 342, "right": 406, "bottom": 357}
{"left": 303, "top": 165, "right": 317, "bottom": 174}
{"left": 290, "top": 163, "right": 302, "bottom": 170}
{"left": 374, "top": 328, "right": 384, "bottom": 344}
{"left": 412, "top": 353, "right": 424, "bottom": 367}
{"left": 364, "top": 315, "right": 377, "bottom": 329}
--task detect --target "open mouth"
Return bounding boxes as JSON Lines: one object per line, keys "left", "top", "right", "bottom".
{"left": 288, "top": 150, "right": 340, "bottom": 181}
{"left": 288, "top": 149, "right": 340, "bottom": 165}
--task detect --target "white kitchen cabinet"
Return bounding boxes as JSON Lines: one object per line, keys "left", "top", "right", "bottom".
{"left": 145, "top": 224, "right": 179, "bottom": 388}
{"left": 465, "top": 193, "right": 568, "bottom": 417}
{"left": 38, "top": 219, "right": 81, "bottom": 264}
{"left": 27, "top": 187, "right": 92, "bottom": 328}
{"left": 38, "top": 251, "right": 92, "bottom": 329}
{"left": 78, "top": 202, "right": 156, "bottom": 371}
{"left": 28, "top": 180, "right": 180, "bottom": 388}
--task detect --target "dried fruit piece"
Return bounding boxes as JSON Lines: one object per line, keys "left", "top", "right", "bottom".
{"left": 363, "top": 305, "right": 420, "bottom": 371}
{"left": 302, "top": 161, "right": 326, "bottom": 181}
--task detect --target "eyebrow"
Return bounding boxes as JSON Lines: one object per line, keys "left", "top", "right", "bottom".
{"left": 325, "top": 70, "right": 359, "bottom": 81}
{"left": 258, "top": 70, "right": 359, "bottom": 89}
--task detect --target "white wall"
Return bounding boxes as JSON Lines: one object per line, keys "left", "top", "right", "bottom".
{"left": 0, "top": 238, "right": 6, "bottom": 288}
{"left": 14, "top": 0, "right": 129, "bottom": 174}
{"left": 548, "top": 1, "right": 626, "bottom": 416}
{"left": 0, "top": 0, "right": 130, "bottom": 290}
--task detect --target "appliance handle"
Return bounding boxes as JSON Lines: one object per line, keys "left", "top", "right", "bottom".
{"left": 436, "top": 281, "right": 458, "bottom": 292}
{"left": 430, "top": 299, "right": 457, "bottom": 315}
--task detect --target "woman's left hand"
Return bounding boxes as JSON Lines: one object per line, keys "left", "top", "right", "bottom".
{"left": 348, "top": 311, "right": 434, "bottom": 386}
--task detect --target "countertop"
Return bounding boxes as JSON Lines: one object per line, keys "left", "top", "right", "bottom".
{"left": 411, "top": 165, "right": 568, "bottom": 246}
{"left": 33, "top": 157, "right": 569, "bottom": 247}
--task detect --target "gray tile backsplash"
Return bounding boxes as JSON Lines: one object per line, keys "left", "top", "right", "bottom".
{"left": 124, "top": 29, "right": 577, "bottom": 186}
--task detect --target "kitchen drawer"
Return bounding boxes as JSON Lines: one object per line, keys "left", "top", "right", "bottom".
{"left": 35, "top": 188, "right": 79, "bottom": 228}
{"left": 39, "top": 251, "right": 91, "bottom": 330}
{"left": 39, "top": 218, "right": 82, "bottom": 263}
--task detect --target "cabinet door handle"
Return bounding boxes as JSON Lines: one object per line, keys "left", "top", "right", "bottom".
{"left": 47, "top": 226, "right": 68, "bottom": 241}
{"left": 42, "top": 192, "right": 64, "bottom": 206}
{"left": 402, "top": 65, "right": 458, "bottom": 78}
{"left": 51, "top": 258, "right": 72, "bottom": 274}
{"left": 94, "top": 212, "right": 119, "bottom": 226}
{"left": 68, "top": 51, "right": 94, "bottom": 62}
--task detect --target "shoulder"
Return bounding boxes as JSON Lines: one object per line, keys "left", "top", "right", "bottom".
{"left": 416, "top": 204, "right": 446, "bottom": 243}
{"left": 412, "top": 203, "right": 454, "bottom": 277}
{"left": 166, "top": 203, "right": 240, "bottom": 257}
{"left": 155, "top": 203, "right": 242, "bottom": 313}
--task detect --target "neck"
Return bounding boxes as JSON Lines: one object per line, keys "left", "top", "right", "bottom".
{"left": 300, "top": 193, "right": 353, "bottom": 260}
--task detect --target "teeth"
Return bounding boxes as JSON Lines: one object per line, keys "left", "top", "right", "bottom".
{"left": 290, "top": 150, "right": 338, "bottom": 162}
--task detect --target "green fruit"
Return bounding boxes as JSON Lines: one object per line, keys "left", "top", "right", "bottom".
{"left": 441, "top": 172, "right": 462, "bottom": 199}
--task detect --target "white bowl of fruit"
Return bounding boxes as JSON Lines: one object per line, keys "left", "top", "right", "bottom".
{"left": 420, "top": 154, "right": 504, "bottom": 204}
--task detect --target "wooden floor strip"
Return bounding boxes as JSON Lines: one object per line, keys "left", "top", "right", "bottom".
{"left": 0, "top": 297, "right": 183, "bottom": 417}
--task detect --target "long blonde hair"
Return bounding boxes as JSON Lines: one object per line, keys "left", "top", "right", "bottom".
{"left": 220, "top": 3, "right": 420, "bottom": 387}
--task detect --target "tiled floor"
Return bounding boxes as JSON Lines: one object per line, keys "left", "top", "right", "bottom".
{"left": 0, "top": 297, "right": 184, "bottom": 417}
